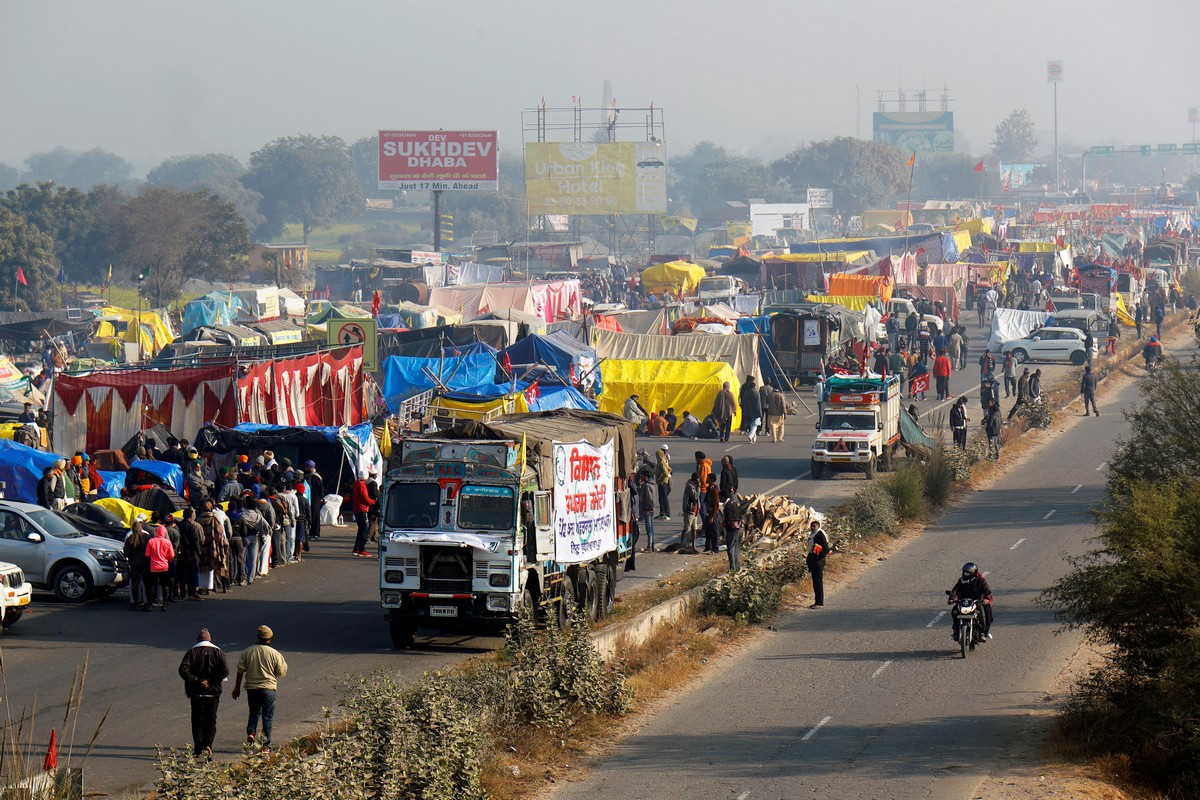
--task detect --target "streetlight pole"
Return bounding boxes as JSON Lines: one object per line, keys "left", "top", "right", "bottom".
{"left": 1053, "top": 81, "right": 1059, "bottom": 194}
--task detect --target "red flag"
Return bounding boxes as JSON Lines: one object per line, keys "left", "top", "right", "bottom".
{"left": 909, "top": 372, "right": 931, "bottom": 395}
{"left": 524, "top": 380, "right": 540, "bottom": 402}
{"left": 371, "top": 290, "right": 381, "bottom": 317}
{"left": 42, "top": 728, "right": 57, "bottom": 772}
{"left": 16, "top": 267, "right": 27, "bottom": 286}
{"left": 502, "top": 351, "right": 512, "bottom": 375}
{"left": 1046, "top": 298, "right": 1056, "bottom": 313}
{"left": 906, "top": 152, "right": 916, "bottom": 168}
{"left": 974, "top": 160, "right": 985, "bottom": 172}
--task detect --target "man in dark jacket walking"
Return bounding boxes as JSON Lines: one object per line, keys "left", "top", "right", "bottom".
{"left": 1080, "top": 365, "right": 1099, "bottom": 416}
{"left": 178, "top": 628, "right": 229, "bottom": 759}
{"left": 712, "top": 382, "right": 737, "bottom": 443}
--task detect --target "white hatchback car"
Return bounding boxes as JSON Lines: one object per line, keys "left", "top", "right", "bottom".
{"left": 1002, "top": 326, "right": 1092, "bottom": 366}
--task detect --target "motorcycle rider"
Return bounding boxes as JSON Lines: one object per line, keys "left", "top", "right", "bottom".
{"left": 1143, "top": 336, "right": 1164, "bottom": 370}
{"left": 948, "top": 562, "right": 993, "bottom": 642}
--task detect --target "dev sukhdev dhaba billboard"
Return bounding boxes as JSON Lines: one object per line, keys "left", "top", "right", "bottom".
{"left": 524, "top": 141, "right": 668, "bottom": 215}
{"left": 378, "top": 130, "right": 499, "bottom": 191}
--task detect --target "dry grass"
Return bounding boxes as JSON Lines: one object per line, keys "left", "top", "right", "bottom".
{"left": 599, "top": 559, "right": 726, "bottom": 625}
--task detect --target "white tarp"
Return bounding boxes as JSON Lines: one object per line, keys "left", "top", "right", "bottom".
{"left": 591, "top": 328, "right": 761, "bottom": 384}
{"left": 988, "top": 308, "right": 1050, "bottom": 352}
{"left": 732, "top": 295, "right": 760, "bottom": 315}
{"left": 601, "top": 308, "right": 669, "bottom": 335}
{"left": 552, "top": 440, "right": 615, "bottom": 564}
{"left": 452, "top": 262, "right": 505, "bottom": 285}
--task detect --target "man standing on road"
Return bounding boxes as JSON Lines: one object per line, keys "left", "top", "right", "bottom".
{"left": 984, "top": 400, "right": 1003, "bottom": 459}
{"left": 1007, "top": 368, "right": 1031, "bottom": 422}
{"left": 178, "top": 628, "right": 229, "bottom": 760}
{"left": 1001, "top": 352, "right": 1016, "bottom": 397}
{"left": 1080, "top": 365, "right": 1099, "bottom": 416}
{"left": 1135, "top": 301, "right": 1144, "bottom": 339}
{"left": 637, "top": 471, "right": 656, "bottom": 552}
{"left": 933, "top": 351, "right": 953, "bottom": 401}
{"left": 232, "top": 625, "right": 288, "bottom": 752}
{"left": 654, "top": 445, "right": 671, "bottom": 521}
{"left": 765, "top": 384, "right": 786, "bottom": 442}
{"left": 679, "top": 473, "right": 700, "bottom": 554}
{"left": 1083, "top": 329, "right": 1095, "bottom": 365}
{"left": 806, "top": 520, "right": 829, "bottom": 608}
{"left": 351, "top": 472, "right": 376, "bottom": 557}
{"left": 303, "top": 460, "right": 324, "bottom": 541}
{"left": 712, "top": 381, "right": 737, "bottom": 443}
{"left": 978, "top": 350, "right": 996, "bottom": 382}
{"left": 1029, "top": 368, "right": 1042, "bottom": 403}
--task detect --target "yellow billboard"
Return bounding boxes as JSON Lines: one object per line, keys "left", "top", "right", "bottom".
{"left": 524, "top": 141, "right": 667, "bottom": 215}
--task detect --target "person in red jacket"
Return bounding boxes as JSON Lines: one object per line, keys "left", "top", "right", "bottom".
{"left": 932, "top": 352, "right": 953, "bottom": 401}
{"left": 351, "top": 471, "right": 376, "bottom": 558}
{"left": 145, "top": 525, "right": 177, "bottom": 611}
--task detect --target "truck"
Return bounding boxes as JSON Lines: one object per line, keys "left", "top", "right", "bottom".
{"left": 379, "top": 410, "right": 636, "bottom": 648}
{"left": 811, "top": 374, "right": 902, "bottom": 480}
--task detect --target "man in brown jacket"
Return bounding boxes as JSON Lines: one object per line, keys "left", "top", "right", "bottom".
{"left": 712, "top": 381, "right": 737, "bottom": 443}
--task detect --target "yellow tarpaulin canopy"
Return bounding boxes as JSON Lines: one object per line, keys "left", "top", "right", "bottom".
{"left": 1115, "top": 293, "right": 1135, "bottom": 326}
{"left": 767, "top": 251, "right": 872, "bottom": 264}
{"left": 827, "top": 274, "right": 894, "bottom": 304}
{"left": 955, "top": 218, "right": 994, "bottom": 236}
{"left": 429, "top": 393, "right": 529, "bottom": 423}
{"left": 862, "top": 210, "right": 912, "bottom": 230}
{"left": 948, "top": 230, "right": 972, "bottom": 255}
{"left": 1018, "top": 241, "right": 1057, "bottom": 253}
{"left": 807, "top": 294, "right": 873, "bottom": 311}
{"left": 599, "top": 359, "right": 741, "bottom": 430}
{"left": 96, "top": 306, "right": 174, "bottom": 353}
{"left": 639, "top": 261, "right": 707, "bottom": 297}
{"left": 95, "top": 497, "right": 157, "bottom": 528}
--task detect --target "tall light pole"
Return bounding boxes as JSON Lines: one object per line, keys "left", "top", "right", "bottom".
{"left": 1048, "top": 60, "right": 1063, "bottom": 193}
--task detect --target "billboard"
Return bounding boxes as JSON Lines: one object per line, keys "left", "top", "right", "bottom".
{"left": 378, "top": 130, "right": 498, "bottom": 191}
{"left": 524, "top": 141, "right": 667, "bottom": 215}
{"left": 872, "top": 112, "right": 955, "bottom": 153}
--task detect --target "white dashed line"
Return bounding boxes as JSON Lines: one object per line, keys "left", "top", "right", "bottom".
{"left": 926, "top": 610, "right": 947, "bottom": 627}
{"left": 982, "top": 571, "right": 990, "bottom": 578}
{"left": 801, "top": 716, "right": 832, "bottom": 742}
{"left": 1043, "top": 509, "right": 1056, "bottom": 520}
{"left": 1071, "top": 484, "right": 1083, "bottom": 494}
{"left": 735, "top": 792, "right": 751, "bottom": 800}
{"left": 764, "top": 474, "right": 808, "bottom": 495}
{"left": 871, "top": 660, "right": 893, "bottom": 679}
{"left": 1096, "top": 461, "right": 1107, "bottom": 471}
{"left": 727, "top": 444, "right": 742, "bottom": 451}
{"left": 1011, "top": 538, "right": 1025, "bottom": 550}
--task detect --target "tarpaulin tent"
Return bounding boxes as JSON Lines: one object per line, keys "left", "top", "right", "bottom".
{"left": 988, "top": 308, "right": 1050, "bottom": 352}
{"left": 0, "top": 311, "right": 93, "bottom": 341}
{"left": 528, "top": 384, "right": 597, "bottom": 413}
{"left": 0, "top": 439, "right": 67, "bottom": 504}
{"left": 922, "top": 263, "right": 973, "bottom": 291}
{"left": 196, "top": 422, "right": 384, "bottom": 490}
{"left": 599, "top": 308, "right": 670, "bottom": 335}
{"left": 381, "top": 353, "right": 498, "bottom": 411}
{"left": 181, "top": 292, "right": 248, "bottom": 336}
{"left": 96, "top": 306, "right": 175, "bottom": 353}
{"left": 898, "top": 284, "right": 960, "bottom": 322}
{"left": 807, "top": 294, "right": 874, "bottom": 311}
{"left": 828, "top": 274, "right": 894, "bottom": 303}
{"left": 94, "top": 497, "right": 156, "bottom": 527}
{"left": 428, "top": 281, "right": 582, "bottom": 323}
{"left": 128, "top": 458, "right": 184, "bottom": 495}
{"left": 639, "top": 261, "right": 707, "bottom": 297}
{"left": 500, "top": 331, "right": 600, "bottom": 392}
{"left": 591, "top": 328, "right": 762, "bottom": 385}
{"left": 429, "top": 392, "right": 530, "bottom": 424}
{"left": 598, "top": 359, "right": 741, "bottom": 430}
{"left": 127, "top": 486, "right": 186, "bottom": 518}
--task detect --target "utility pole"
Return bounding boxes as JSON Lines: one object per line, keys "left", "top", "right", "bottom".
{"left": 1048, "top": 60, "right": 1063, "bottom": 193}
{"left": 432, "top": 190, "right": 442, "bottom": 251}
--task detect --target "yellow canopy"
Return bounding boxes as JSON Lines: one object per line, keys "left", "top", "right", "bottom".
{"left": 599, "top": 359, "right": 741, "bottom": 430}
{"left": 97, "top": 306, "right": 174, "bottom": 353}
{"left": 862, "top": 210, "right": 912, "bottom": 230}
{"left": 639, "top": 261, "right": 707, "bottom": 297}
{"left": 807, "top": 294, "right": 873, "bottom": 311}
{"left": 1115, "top": 293, "right": 1135, "bottom": 326}
{"left": 948, "top": 230, "right": 972, "bottom": 255}
{"left": 955, "top": 218, "right": 994, "bottom": 236}
{"left": 1018, "top": 241, "right": 1057, "bottom": 253}
{"left": 95, "top": 497, "right": 157, "bottom": 528}
{"left": 767, "top": 251, "right": 872, "bottom": 264}
{"left": 429, "top": 393, "right": 529, "bottom": 424}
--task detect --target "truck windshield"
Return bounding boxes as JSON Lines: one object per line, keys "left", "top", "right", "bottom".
{"left": 822, "top": 413, "right": 875, "bottom": 431}
{"left": 385, "top": 483, "right": 440, "bottom": 529}
{"left": 458, "top": 485, "right": 515, "bottom": 531}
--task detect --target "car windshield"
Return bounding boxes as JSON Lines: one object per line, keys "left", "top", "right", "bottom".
{"left": 384, "top": 483, "right": 440, "bottom": 529}
{"left": 699, "top": 278, "right": 730, "bottom": 291}
{"left": 458, "top": 485, "right": 515, "bottom": 531}
{"left": 32, "top": 510, "right": 87, "bottom": 538}
{"left": 822, "top": 413, "right": 875, "bottom": 431}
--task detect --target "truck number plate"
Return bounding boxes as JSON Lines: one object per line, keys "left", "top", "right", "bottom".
{"left": 430, "top": 606, "right": 458, "bottom": 618}
{"left": 17, "top": 596, "right": 28, "bottom": 606}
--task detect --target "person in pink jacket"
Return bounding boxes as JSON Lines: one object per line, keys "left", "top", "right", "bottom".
{"left": 146, "top": 525, "right": 176, "bottom": 611}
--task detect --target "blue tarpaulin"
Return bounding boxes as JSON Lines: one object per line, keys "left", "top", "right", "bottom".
{"left": 97, "top": 470, "right": 125, "bottom": 499}
{"left": 129, "top": 459, "right": 184, "bottom": 495}
{"left": 528, "top": 384, "right": 597, "bottom": 412}
{"left": 181, "top": 292, "right": 247, "bottom": 336}
{"left": 382, "top": 353, "right": 497, "bottom": 410}
{"left": 500, "top": 331, "right": 598, "bottom": 386}
{"left": 736, "top": 315, "right": 790, "bottom": 390}
{"left": 0, "top": 440, "right": 67, "bottom": 504}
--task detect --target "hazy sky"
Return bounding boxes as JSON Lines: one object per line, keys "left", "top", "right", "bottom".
{"left": 3, "top": 0, "right": 1199, "bottom": 175}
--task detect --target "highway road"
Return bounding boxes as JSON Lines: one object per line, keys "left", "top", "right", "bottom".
{"left": 549, "top": 349, "right": 1160, "bottom": 800}
{"left": 0, "top": 314, "right": 1121, "bottom": 795}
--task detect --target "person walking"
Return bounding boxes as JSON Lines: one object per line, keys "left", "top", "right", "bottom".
{"left": 722, "top": 489, "right": 743, "bottom": 572}
{"left": 232, "top": 625, "right": 288, "bottom": 752}
{"left": 1029, "top": 368, "right": 1042, "bottom": 403}
{"left": 654, "top": 445, "right": 672, "bottom": 521}
{"left": 637, "top": 471, "right": 657, "bottom": 552}
{"left": 978, "top": 351, "right": 996, "bottom": 382}
{"left": 702, "top": 475, "right": 721, "bottom": 554}
{"left": 239, "top": 497, "right": 266, "bottom": 586}
{"left": 1105, "top": 316, "right": 1120, "bottom": 355}
{"left": 950, "top": 397, "right": 968, "bottom": 450}
{"left": 1083, "top": 329, "right": 1095, "bottom": 365}
{"left": 176, "top": 507, "right": 203, "bottom": 601}
{"left": 738, "top": 376, "right": 762, "bottom": 442}
{"left": 679, "top": 473, "right": 701, "bottom": 554}
{"left": 178, "top": 628, "right": 229, "bottom": 760}
{"left": 947, "top": 327, "right": 963, "bottom": 370}
{"left": 351, "top": 472, "right": 376, "bottom": 557}
{"left": 1007, "top": 368, "right": 1031, "bottom": 421}
{"left": 765, "top": 384, "right": 786, "bottom": 442}
{"left": 1001, "top": 352, "right": 1016, "bottom": 398}
{"left": 806, "top": 520, "right": 830, "bottom": 608}
{"left": 145, "top": 525, "right": 176, "bottom": 611}
{"left": 958, "top": 327, "right": 970, "bottom": 371}
{"left": 1135, "top": 301, "right": 1144, "bottom": 339}
{"left": 984, "top": 400, "right": 1003, "bottom": 460}
{"left": 933, "top": 351, "right": 953, "bottom": 401}
{"left": 1080, "top": 365, "right": 1099, "bottom": 416}
{"left": 303, "top": 461, "right": 324, "bottom": 541}
{"left": 123, "top": 517, "right": 151, "bottom": 610}
{"left": 712, "top": 381, "right": 737, "bottom": 443}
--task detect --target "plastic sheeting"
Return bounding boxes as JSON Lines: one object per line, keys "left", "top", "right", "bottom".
{"left": 598, "top": 359, "right": 741, "bottom": 430}
{"left": 181, "top": 292, "right": 248, "bottom": 336}
{"left": 382, "top": 353, "right": 498, "bottom": 409}
{"left": 97, "top": 470, "right": 125, "bottom": 499}
{"left": 988, "top": 308, "right": 1050, "bottom": 352}
{"left": 828, "top": 274, "right": 894, "bottom": 304}
{"left": 528, "top": 384, "right": 597, "bottom": 413}
{"left": 129, "top": 458, "right": 184, "bottom": 495}
{"left": 500, "top": 332, "right": 600, "bottom": 392}
{"left": 639, "top": 261, "right": 707, "bottom": 297}
{"left": 899, "top": 285, "right": 960, "bottom": 323}
{"left": 428, "top": 281, "right": 582, "bottom": 323}
{"left": 451, "top": 262, "right": 505, "bottom": 285}
{"left": 600, "top": 309, "right": 669, "bottom": 335}
{"left": 591, "top": 328, "right": 761, "bottom": 385}
{"left": 922, "top": 263, "right": 972, "bottom": 291}
{"left": 0, "top": 439, "right": 67, "bottom": 504}
{"left": 807, "top": 294, "right": 874, "bottom": 311}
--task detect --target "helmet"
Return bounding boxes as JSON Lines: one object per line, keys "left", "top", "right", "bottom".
{"left": 962, "top": 562, "right": 979, "bottom": 580}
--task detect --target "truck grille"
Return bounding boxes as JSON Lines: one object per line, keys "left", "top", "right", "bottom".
{"left": 384, "top": 557, "right": 419, "bottom": 577}
{"left": 475, "top": 561, "right": 489, "bottom": 581}
{"left": 420, "top": 546, "right": 471, "bottom": 594}
{"left": 0, "top": 570, "right": 23, "bottom": 588}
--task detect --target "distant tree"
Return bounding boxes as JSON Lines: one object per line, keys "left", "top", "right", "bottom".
{"left": 914, "top": 154, "right": 1002, "bottom": 200}
{"left": 442, "top": 155, "right": 527, "bottom": 243}
{"left": 0, "top": 207, "right": 61, "bottom": 311}
{"left": 991, "top": 109, "right": 1038, "bottom": 163}
{"left": 147, "top": 153, "right": 264, "bottom": 231}
{"left": 348, "top": 136, "right": 381, "bottom": 198}
{"left": 1, "top": 182, "right": 111, "bottom": 283}
{"left": 242, "top": 135, "right": 363, "bottom": 244}
{"left": 23, "top": 146, "right": 135, "bottom": 189}
{"left": 670, "top": 141, "right": 780, "bottom": 213}
{"left": 772, "top": 137, "right": 908, "bottom": 215}
{"left": 1184, "top": 173, "right": 1200, "bottom": 193}
{"left": 0, "top": 163, "right": 18, "bottom": 192}
{"left": 115, "top": 188, "right": 250, "bottom": 305}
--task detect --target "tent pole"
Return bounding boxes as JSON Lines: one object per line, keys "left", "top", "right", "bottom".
{"left": 761, "top": 336, "right": 814, "bottom": 416}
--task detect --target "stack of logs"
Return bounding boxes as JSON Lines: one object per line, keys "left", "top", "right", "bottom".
{"left": 737, "top": 494, "right": 821, "bottom": 548}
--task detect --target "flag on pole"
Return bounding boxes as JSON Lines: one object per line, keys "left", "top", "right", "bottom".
{"left": 106, "top": 263, "right": 113, "bottom": 283}
{"left": 906, "top": 152, "right": 916, "bottom": 168}
{"left": 16, "top": 267, "right": 27, "bottom": 286}
{"left": 42, "top": 728, "right": 57, "bottom": 772}
{"left": 371, "top": 290, "right": 381, "bottom": 317}
{"left": 974, "top": 160, "right": 985, "bottom": 172}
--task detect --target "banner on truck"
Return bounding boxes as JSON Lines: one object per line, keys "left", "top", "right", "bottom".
{"left": 524, "top": 141, "right": 667, "bottom": 215}
{"left": 552, "top": 440, "right": 615, "bottom": 563}
{"left": 378, "top": 130, "right": 499, "bottom": 191}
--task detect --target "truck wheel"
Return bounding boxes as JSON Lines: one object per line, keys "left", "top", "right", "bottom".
{"left": 864, "top": 456, "right": 876, "bottom": 480}
{"left": 556, "top": 574, "right": 575, "bottom": 631}
{"left": 810, "top": 459, "right": 824, "bottom": 480}
{"left": 577, "top": 568, "right": 600, "bottom": 623}
{"left": 597, "top": 566, "right": 615, "bottom": 618}
{"left": 388, "top": 620, "right": 415, "bottom": 650}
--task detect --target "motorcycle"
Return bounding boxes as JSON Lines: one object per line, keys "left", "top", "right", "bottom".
{"left": 947, "top": 590, "right": 985, "bottom": 659}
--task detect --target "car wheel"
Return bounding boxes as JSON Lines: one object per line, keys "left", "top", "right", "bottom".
{"left": 2, "top": 608, "right": 21, "bottom": 629}
{"left": 1011, "top": 348, "right": 1029, "bottom": 364}
{"left": 1070, "top": 350, "right": 1086, "bottom": 366}
{"left": 51, "top": 563, "right": 94, "bottom": 603}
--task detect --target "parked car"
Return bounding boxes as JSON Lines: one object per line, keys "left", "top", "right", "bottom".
{"left": 0, "top": 500, "right": 129, "bottom": 603}
{"left": 0, "top": 560, "right": 32, "bottom": 630}
{"left": 1047, "top": 309, "right": 1103, "bottom": 334}
{"left": 1001, "top": 326, "right": 1091, "bottom": 365}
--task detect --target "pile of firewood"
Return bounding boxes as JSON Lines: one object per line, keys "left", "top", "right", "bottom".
{"left": 737, "top": 494, "right": 821, "bottom": 548}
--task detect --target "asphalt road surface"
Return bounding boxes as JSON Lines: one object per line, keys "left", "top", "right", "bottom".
{"left": 0, "top": 313, "right": 1130, "bottom": 796}
{"left": 549, "top": 350, "right": 1165, "bottom": 799}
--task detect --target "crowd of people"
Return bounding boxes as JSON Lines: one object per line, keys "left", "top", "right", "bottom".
{"left": 621, "top": 376, "right": 791, "bottom": 446}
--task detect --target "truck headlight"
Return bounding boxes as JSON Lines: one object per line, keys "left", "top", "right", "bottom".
{"left": 488, "top": 572, "right": 510, "bottom": 588}
{"left": 385, "top": 570, "right": 405, "bottom": 584}
{"left": 382, "top": 593, "right": 401, "bottom": 606}
{"left": 486, "top": 594, "right": 511, "bottom": 611}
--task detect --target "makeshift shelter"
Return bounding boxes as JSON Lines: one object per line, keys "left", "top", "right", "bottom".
{"left": 827, "top": 274, "right": 894, "bottom": 303}
{"left": 128, "top": 458, "right": 184, "bottom": 495}
{"left": 126, "top": 486, "right": 187, "bottom": 518}
{"left": 95, "top": 306, "right": 175, "bottom": 354}
{"left": 429, "top": 392, "right": 530, "bottom": 427}
{"left": 381, "top": 353, "right": 498, "bottom": 411}
{"left": 639, "top": 261, "right": 707, "bottom": 298}
{"left": 599, "top": 308, "right": 671, "bottom": 335}
{"left": 898, "top": 284, "right": 961, "bottom": 322}
{"left": 195, "top": 422, "right": 384, "bottom": 492}
{"left": 95, "top": 497, "right": 157, "bottom": 528}
{"left": 598, "top": 359, "right": 741, "bottom": 430}
{"left": 0, "top": 439, "right": 68, "bottom": 504}
{"left": 988, "top": 308, "right": 1050, "bottom": 352}
{"left": 500, "top": 331, "right": 600, "bottom": 392}
{"left": 591, "top": 328, "right": 762, "bottom": 385}
{"left": 807, "top": 294, "right": 875, "bottom": 312}
{"left": 528, "top": 384, "right": 597, "bottom": 413}
{"left": 428, "top": 281, "right": 582, "bottom": 323}
{"left": 181, "top": 292, "right": 248, "bottom": 336}
{"left": 922, "top": 263, "right": 973, "bottom": 291}
{"left": 0, "top": 310, "right": 93, "bottom": 341}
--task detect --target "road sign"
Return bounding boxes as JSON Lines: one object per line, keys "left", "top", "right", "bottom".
{"left": 1046, "top": 60, "right": 1064, "bottom": 83}
{"left": 1138, "top": 145, "right": 1152, "bottom": 156}
{"left": 1090, "top": 146, "right": 1114, "bottom": 157}
{"left": 1158, "top": 144, "right": 1178, "bottom": 155}
{"left": 1184, "top": 142, "right": 1200, "bottom": 155}
{"left": 328, "top": 318, "right": 378, "bottom": 372}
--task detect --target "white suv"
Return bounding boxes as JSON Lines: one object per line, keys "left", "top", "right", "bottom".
{"left": 0, "top": 560, "right": 33, "bottom": 631}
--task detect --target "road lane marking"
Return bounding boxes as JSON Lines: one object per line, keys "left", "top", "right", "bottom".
{"left": 764, "top": 473, "right": 809, "bottom": 495}
{"left": 801, "top": 715, "right": 832, "bottom": 741}
{"left": 871, "top": 660, "right": 893, "bottom": 679}
{"left": 727, "top": 444, "right": 742, "bottom": 451}
{"left": 1011, "top": 538, "right": 1025, "bottom": 550}
{"left": 926, "top": 611, "right": 947, "bottom": 627}
{"left": 1043, "top": 509, "right": 1056, "bottom": 520}
{"left": 735, "top": 792, "right": 751, "bottom": 800}
{"left": 1072, "top": 484, "right": 1083, "bottom": 494}
{"left": 983, "top": 571, "right": 990, "bottom": 577}
{"left": 1096, "top": 461, "right": 1107, "bottom": 471}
